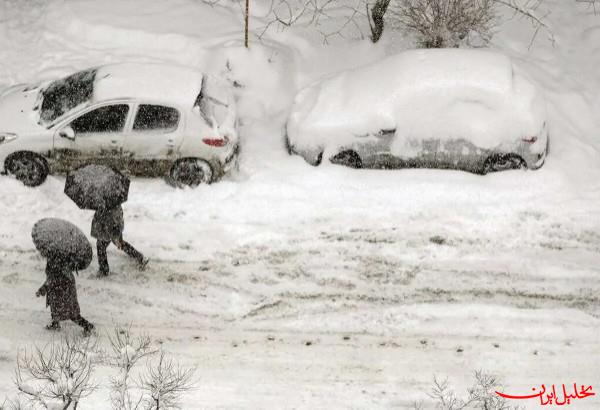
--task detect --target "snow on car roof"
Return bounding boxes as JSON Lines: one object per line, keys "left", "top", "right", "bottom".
{"left": 387, "top": 48, "right": 514, "bottom": 94}
{"left": 93, "top": 63, "right": 204, "bottom": 109}
{"left": 287, "top": 49, "right": 544, "bottom": 151}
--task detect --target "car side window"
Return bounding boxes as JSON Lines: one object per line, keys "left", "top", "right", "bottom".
{"left": 71, "top": 104, "right": 129, "bottom": 135}
{"left": 133, "top": 105, "right": 180, "bottom": 132}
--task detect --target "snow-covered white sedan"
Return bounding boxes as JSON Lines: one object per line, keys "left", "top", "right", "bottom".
{"left": 286, "top": 49, "right": 548, "bottom": 174}
{"left": 0, "top": 63, "right": 238, "bottom": 187}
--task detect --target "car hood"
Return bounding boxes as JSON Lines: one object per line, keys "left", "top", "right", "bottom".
{"left": 0, "top": 84, "right": 48, "bottom": 136}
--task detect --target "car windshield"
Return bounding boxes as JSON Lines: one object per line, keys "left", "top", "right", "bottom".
{"left": 39, "top": 68, "right": 97, "bottom": 125}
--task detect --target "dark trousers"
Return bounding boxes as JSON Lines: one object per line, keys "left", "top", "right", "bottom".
{"left": 73, "top": 315, "right": 93, "bottom": 330}
{"left": 97, "top": 236, "right": 144, "bottom": 274}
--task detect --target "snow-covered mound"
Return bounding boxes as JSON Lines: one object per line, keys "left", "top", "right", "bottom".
{"left": 286, "top": 49, "right": 547, "bottom": 157}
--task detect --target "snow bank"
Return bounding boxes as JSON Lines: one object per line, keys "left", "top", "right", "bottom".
{"left": 203, "top": 41, "right": 298, "bottom": 122}
{"left": 287, "top": 49, "right": 547, "bottom": 155}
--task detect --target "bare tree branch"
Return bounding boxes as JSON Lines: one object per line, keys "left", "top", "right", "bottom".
{"left": 255, "top": 0, "right": 368, "bottom": 43}
{"left": 494, "top": 0, "right": 555, "bottom": 48}
{"left": 139, "top": 351, "right": 196, "bottom": 410}
{"left": 13, "top": 332, "right": 98, "bottom": 410}
{"left": 108, "top": 325, "right": 156, "bottom": 410}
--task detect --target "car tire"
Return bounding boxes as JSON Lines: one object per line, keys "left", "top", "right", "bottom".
{"left": 482, "top": 153, "right": 526, "bottom": 174}
{"left": 330, "top": 150, "right": 362, "bottom": 169}
{"left": 284, "top": 133, "right": 294, "bottom": 155}
{"left": 5, "top": 153, "right": 49, "bottom": 187}
{"left": 170, "top": 158, "right": 213, "bottom": 188}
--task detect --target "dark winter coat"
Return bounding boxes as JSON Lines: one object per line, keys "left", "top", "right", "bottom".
{"left": 91, "top": 205, "right": 124, "bottom": 241}
{"left": 38, "top": 258, "right": 81, "bottom": 321}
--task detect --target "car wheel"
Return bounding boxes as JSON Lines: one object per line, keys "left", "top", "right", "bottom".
{"left": 330, "top": 150, "right": 362, "bottom": 169}
{"left": 6, "top": 153, "right": 49, "bottom": 187}
{"left": 482, "top": 153, "right": 526, "bottom": 174}
{"left": 170, "top": 158, "right": 213, "bottom": 188}
{"left": 284, "top": 133, "right": 294, "bottom": 155}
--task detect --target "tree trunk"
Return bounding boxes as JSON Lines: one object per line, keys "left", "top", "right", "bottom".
{"left": 369, "top": 0, "right": 391, "bottom": 43}
{"left": 245, "top": 0, "right": 250, "bottom": 48}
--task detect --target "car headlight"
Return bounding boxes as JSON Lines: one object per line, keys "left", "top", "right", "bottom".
{"left": 0, "top": 133, "right": 18, "bottom": 144}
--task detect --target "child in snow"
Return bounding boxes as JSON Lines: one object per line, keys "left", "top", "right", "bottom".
{"left": 36, "top": 254, "right": 94, "bottom": 334}
{"left": 92, "top": 204, "right": 148, "bottom": 276}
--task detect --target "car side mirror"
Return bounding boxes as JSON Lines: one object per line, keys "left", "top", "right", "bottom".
{"left": 59, "top": 126, "right": 75, "bottom": 141}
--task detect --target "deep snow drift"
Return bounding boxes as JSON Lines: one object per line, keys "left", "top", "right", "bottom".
{"left": 0, "top": 0, "right": 599, "bottom": 408}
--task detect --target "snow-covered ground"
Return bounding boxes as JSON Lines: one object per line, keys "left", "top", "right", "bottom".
{"left": 0, "top": 0, "right": 599, "bottom": 408}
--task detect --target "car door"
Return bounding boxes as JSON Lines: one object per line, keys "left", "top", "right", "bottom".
{"left": 121, "top": 103, "right": 182, "bottom": 177}
{"left": 52, "top": 103, "right": 130, "bottom": 171}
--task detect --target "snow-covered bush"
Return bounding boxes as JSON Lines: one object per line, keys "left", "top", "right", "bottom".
{"left": 7, "top": 326, "right": 195, "bottom": 408}
{"left": 416, "top": 371, "right": 521, "bottom": 410}
{"left": 108, "top": 325, "right": 196, "bottom": 410}
{"left": 14, "top": 332, "right": 98, "bottom": 409}
{"left": 139, "top": 351, "right": 196, "bottom": 410}
{"left": 108, "top": 325, "right": 155, "bottom": 410}
{"left": 394, "top": 0, "right": 495, "bottom": 48}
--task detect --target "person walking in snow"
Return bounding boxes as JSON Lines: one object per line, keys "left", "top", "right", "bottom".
{"left": 36, "top": 254, "right": 94, "bottom": 334}
{"left": 92, "top": 204, "right": 148, "bottom": 276}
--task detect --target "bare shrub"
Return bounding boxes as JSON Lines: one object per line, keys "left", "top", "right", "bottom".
{"left": 108, "top": 326, "right": 196, "bottom": 410}
{"left": 108, "top": 325, "right": 155, "bottom": 410}
{"left": 425, "top": 371, "right": 522, "bottom": 410}
{"left": 139, "top": 351, "right": 196, "bottom": 410}
{"left": 14, "top": 332, "right": 98, "bottom": 410}
{"left": 383, "top": 0, "right": 555, "bottom": 48}
{"left": 394, "top": 0, "right": 496, "bottom": 48}
{"left": 6, "top": 326, "right": 194, "bottom": 410}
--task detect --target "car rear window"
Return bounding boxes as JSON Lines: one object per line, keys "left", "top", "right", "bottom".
{"left": 133, "top": 104, "right": 180, "bottom": 132}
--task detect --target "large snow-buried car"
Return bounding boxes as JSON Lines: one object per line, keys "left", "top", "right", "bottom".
{"left": 286, "top": 49, "right": 548, "bottom": 174}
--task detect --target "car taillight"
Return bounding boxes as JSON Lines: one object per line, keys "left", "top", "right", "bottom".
{"left": 522, "top": 136, "right": 538, "bottom": 144}
{"left": 202, "top": 136, "right": 229, "bottom": 147}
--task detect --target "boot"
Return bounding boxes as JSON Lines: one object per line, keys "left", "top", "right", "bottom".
{"left": 74, "top": 316, "right": 94, "bottom": 336}
{"left": 138, "top": 257, "right": 149, "bottom": 271}
{"left": 45, "top": 321, "right": 61, "bottom": 331}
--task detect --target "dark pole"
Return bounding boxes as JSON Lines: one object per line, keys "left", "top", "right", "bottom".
{"left": 245, "top": 0, "right": 250, "bottom": 48}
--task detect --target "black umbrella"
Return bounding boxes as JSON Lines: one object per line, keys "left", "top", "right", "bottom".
{"left": 64, "top": 164, "right": 130, "bottom": 211}
{"left": 32, "top": 218, "right": 92, "bottom": 271}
